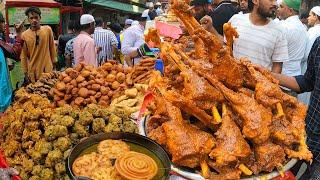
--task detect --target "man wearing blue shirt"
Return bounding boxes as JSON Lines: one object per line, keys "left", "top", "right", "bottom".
{"left": 273, "top": 37, "right": 320, "bottom": 179}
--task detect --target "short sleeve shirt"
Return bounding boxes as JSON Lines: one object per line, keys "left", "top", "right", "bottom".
{"left": 229, "top": 13, "right": 289, "bottom": 70}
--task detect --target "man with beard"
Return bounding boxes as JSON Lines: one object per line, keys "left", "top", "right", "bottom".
{"left": 201, "top": 0, "right": 289, "bottom": 73}
{"left": 21, "top": 7, "right": 57, "bottom": 83}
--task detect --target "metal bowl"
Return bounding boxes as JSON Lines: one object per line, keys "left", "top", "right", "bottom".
{"left": 139, "top": 117, "right": 298, "bottom": 180}
{"left": 66, "top": 132, "right": 171, "bottom": 180}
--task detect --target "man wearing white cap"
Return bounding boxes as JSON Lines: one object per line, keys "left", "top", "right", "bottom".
{"left": 306, "top": 6, "right": 320, "bottom": 59}
{"left": 73, "top": 14, "right": 98, "bottom": 67}
{"left": 124, "top": 19, "right": 133, "bottom": 29}
{"left": 121, "top": 14, "right": 147, "bottom": 66}
{"left": 155, "top": 2, "right": 164, "bottom": 15}
{"left": 142, "top": 2, "right": 157, "bottom": 20}
{"left": 277, "top": 0, "right": 308, "bottom": 96}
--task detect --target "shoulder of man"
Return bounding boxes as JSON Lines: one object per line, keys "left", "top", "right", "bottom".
{"left": 229, "top": 13, "right": 246, "bottom": 24}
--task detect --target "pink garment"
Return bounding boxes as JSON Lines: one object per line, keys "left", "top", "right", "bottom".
{"left": 73, "top": 31, "right": 98, "bottom": 67}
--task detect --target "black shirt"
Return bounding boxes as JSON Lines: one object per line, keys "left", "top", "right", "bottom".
{"left": 58, "top": 33, "right": 75, "bottom": 55}
{"left": 209, "top": 1, "right": 239, "bottom": 35}
{"left": 148, "top": 10, "right": 158, "bottom": 20}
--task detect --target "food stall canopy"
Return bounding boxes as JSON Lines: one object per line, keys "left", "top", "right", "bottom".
{"left": 84, "top": 0, "right": 146, "bottom": 14}
{"left": 4, "top": 0, "right": 61, "bottom": 25}
{"left": 5, "top": 0, "right": 61, "bottom": 7}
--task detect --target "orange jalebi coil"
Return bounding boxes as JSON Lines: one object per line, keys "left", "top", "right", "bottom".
{"left": 115, "top": 151, "right": 158, "bottom": 180}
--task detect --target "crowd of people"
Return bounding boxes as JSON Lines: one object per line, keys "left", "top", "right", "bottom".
{"left": 1, "top": 0, "right": 320, "bottom": 178}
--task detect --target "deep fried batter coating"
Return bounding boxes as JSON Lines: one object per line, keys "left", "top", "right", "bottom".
{"left": 53, "top": 137, "right": 72, "bottom": 152}
{"left": 72, "top": 152, "right": 112, "bottom": 178}
{"left": 92, "top": 118, "right": 106, "bottom": 133}
{"left": 44, "top": 125, "right": 68, "bottom": 141}
{"left": 72, "top": 122, "right": 89, "bottom": 138}
{"left": 50, "top": 115, "right": 75, "bottom": 127}
{"left": 45, "top": 150, "right": 63, "bottom": 167}
{"left": 97, "top": 140, "right": 130, "bottom": 159}
{"left": 55, "top": 163, "right": 66, "bottom": 175}
{"left": 40, "top": 168, "right": 54, "bottom": 180}
{"left": 78, "top": 110, "right": 94, "bottom": 126}
{"left": 34, "top": 139, "right": 53, "bottom": 155}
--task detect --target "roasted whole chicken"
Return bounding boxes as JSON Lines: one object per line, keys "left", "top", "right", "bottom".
{"left": 145, "top": 0, "right": 312, "bottom": 178}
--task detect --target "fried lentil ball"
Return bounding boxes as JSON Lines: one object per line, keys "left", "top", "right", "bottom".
{"left": 53, "top": 137, "right": 72, "bottom": 152}
{"left": 45, "top": 150, "right": 63, "bottom": 167}
{"left": 78, "top": 110, "right": 94, "bottom": 126}
{"left": 44, "top": 125, "right": 68, "bottom": 141}
{"left": 92, "top": 118, "right": 106, "bottom": 133}
{"left": 34, "top": 140, "right": 53, "bottom": 155}
{"left": 40, "top": 168, "right": 54, "bottom": 180}
{"left": 72, "top": 122, "right": 89, "bottom": 138}
{"left": 55, "top": 163, "right": 66, "bottom": 175}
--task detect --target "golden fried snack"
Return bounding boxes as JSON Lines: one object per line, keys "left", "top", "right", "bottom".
{"left": 115, "top": 151, "right": 158, "bottom": 180}
{"left": 72, "top": 152, "right": 112, "bottom": 178}
{"left": 72, "top": 152, "right": 99, "bottom": 177}
{"left": 91, "top": 167, "right": 122, "bottom": 180}
{"left": 97, "top": 140, "right": 130, "bottom": 159}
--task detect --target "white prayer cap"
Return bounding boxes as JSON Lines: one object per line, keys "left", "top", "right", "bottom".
{"left": 311, "top": 6, "right": 320, "bottom": 16}
{"left": 132, "top": 21, "right": 139, "bottom": 25}
{"left": 80, "top": 14, "right": 95, "bottom": 25}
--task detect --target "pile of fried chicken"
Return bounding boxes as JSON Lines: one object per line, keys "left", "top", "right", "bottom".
{"left": 145, "top": 0, "right": 313, "bottom": 179}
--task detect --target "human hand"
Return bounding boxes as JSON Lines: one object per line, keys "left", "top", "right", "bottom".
{"left": 200, "top": 15, "right": 214, "bottom": 32}
{"left": 14, "top": 18, "right": 26, "bottom": 34}
{"left": 124, "top": 55, "right": 133, "bottom": 67}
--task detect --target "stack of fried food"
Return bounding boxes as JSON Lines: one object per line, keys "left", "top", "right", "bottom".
{"left": 129, "top": 58, "right": 156, "bottom": 84}
{"left": 50, "top": 61, "right": 132, "bottom": 107}
{"left": 0, "top": 89, "right": 137, "bottom": 180}
{"left": 26, "top": 72, "right": 60, "bottom": 98}
{"left": 145, "top": 0, "right": 313, "bottom": 179}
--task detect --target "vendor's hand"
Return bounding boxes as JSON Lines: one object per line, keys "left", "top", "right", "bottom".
{"left": 14, "top": 19, "right": 26, "bottom": 35}
{"left": 124, "top": 55, "right": 133, "bottom": 67}
{"left": 200, "top": 15, "right": 214, "bottom": 32}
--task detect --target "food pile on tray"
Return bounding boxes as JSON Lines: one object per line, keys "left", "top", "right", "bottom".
{"left": 143, "top": 0, "right": 313, "bottom": 179}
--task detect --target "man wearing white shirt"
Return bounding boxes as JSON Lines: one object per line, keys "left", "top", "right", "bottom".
{"left": 306, "top": 6, "right": 320, "bottom": 61}
{"left": 121, "top": 15, "right": 147, "bottom": 66}
{"left": 201, "top": 0, "right": 289, "bottom": 73}
{"left": 277, "top": 0, "right": 307, "bottom": 79}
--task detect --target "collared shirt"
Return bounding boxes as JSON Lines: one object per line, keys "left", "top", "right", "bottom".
{"left": 73, "top": 31, "right": 97, "bottom": 67}
{"left": 64, "top": 37, "right": 76, "bottom": 67}
{"left": 93, "top": 27, "right": 118, "bottom": 65}
{"left": 230, "top": 13, "right": 289, "bottom": 70}
{"left": 295, "top": 37, "right": 320, "bottom": 162}
{"left": 121, "top": 24, "right": 145, "bottom": 65}
{"left": 280, "top": 15, "right": 308, "bottom": 76}
{"left": 209, "top": 1, "right": 239, "bottom": 35}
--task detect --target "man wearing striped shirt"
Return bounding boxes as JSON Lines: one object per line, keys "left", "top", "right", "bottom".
{"left": 93, "top": 17, "right": 118, "bottom": 65}
{"left": 201, "top": 0, "right": 289, "bottom": 73}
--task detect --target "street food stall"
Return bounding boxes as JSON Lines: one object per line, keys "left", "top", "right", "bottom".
{"left": 0, "top": 0, "right": 312, "bottom": 179}
{"left": 2, "top": 0, "right": 82, "bottom": 40}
